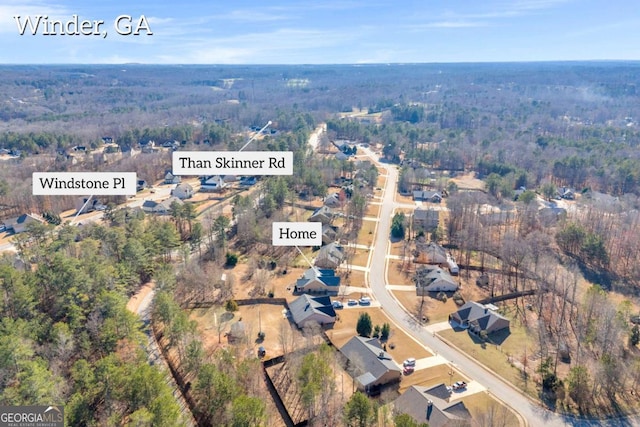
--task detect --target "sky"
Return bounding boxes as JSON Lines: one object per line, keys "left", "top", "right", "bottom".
{"left": 0, "top": 0, "right": 638, "bottom": 64}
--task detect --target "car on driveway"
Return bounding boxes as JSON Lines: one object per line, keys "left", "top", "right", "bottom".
{"left": 359, "top": 297, "right": 371, "bottom": 305}
{"left": 332, "top": 300, "right": 344, "bottom": 309}
{"left": 403, "top": 358, "right": 416, "bottom": 367}
{"left": 347, "top": 299, "right": 358, "bottom": 306}
{"left": 403, "top": 365, "right": 415, "bottom": 375}
{"left": 452, "top": 381, "right": 467, "bottom": 391}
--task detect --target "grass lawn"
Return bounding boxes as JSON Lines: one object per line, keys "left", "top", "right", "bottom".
{"left": 365, "top": 203, "right": 380, "bottom": 218}
{"left": 463, "top": 392, "right": 520, "bottom": 426}
{"left": 399, "top": 365, "right": 467, "bottom": 393}
{"left": 348, "top": 248, "right": 370, "bottom": 268}
{"left": 438, "top": 322, "right": 537, "bottom": 399}
{"left": 391, "top": 290, "right": 460, "bottom": 324}
{"left": 388, "top": 260, "right": 414, "bottom": 286}
{"left": 376, "top": 175, "right": 387, "bottom": 189}
{"left": 356, "top": 223, "right": 376, "bottom": 247}
{"left": 394, "top": 193, "right": 416, "bottom": 205}
{"left": 328, "top": 307, "right": 433, "bottom": 363}
{"left": 339, "top": 270, "right": 367, "bottom": 290}
{"left": 389, "top": 240, "right": 411, "bottom": 257}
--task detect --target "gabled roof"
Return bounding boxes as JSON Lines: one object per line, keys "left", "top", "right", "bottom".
{"left": 452, "top": 301, "right": 509, "bottom": 333}
{"left": 296, "top": 268, "right": 341, "bottom": 288}
{"left": 5, "top": 213, "right": 45, "bottom": 229}
{"left": 174, "top": 183, "right": 193, "bottom": 192}
{"left": 315, "top": 242, "right": 345, "bottom": 268}
{"left": 289, "top": 294, "right": 336, "bottom": 326}
{"left": 340, "top": 336, "right": 401, "bottom": 387}
{"left": 413, "top": 208, "right": 439, "bottom": 221}
{"left": 309, "top": 206, "right": 335, "bottom": 223}
{"left": 394, "top": 384, "right": 472, "bottom": 427}
{"left": 414, "top": 266, "right": 457, "bottom": 290}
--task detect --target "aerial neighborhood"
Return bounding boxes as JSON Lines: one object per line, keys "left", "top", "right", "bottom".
{"left": 0, "top": 61, "right": 639, "bottom": 427}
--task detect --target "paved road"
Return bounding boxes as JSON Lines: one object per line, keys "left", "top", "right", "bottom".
{"left": 362, "top": 148, "right": 639, "bottom": 427}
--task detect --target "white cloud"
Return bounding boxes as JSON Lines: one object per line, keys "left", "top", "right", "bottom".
{"left": 0, "top": 1, "right": 72, "bottom": 34}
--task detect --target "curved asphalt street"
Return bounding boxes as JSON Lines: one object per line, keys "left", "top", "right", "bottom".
{"left": 362, "top": 149, "right": 639, "bottom": 427}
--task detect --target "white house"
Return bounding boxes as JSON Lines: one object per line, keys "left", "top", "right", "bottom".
{"left": 171, "top": 183, "right": 194, "bottom": 200}
{"left": 200, "top": 176, "right": 226, "bottom": 192}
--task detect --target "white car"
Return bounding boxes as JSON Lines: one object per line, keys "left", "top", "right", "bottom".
{"left": 347, "top": 299, "right": 358, "bottom": 306}
{"left": 359, "top": 297, "right": 371, "bottom": 305}
{"left": 403, "top": 358, "right": 416, "bottom": 367}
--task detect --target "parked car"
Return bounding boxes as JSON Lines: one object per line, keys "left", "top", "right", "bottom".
{"left": 403, "top": 358, "right": 416, "bottom": 367}
{"left": 403, "top": 365, "right": 415, "bottom": 375}
{"left": 347, "top": 299, "right": 358, "bottom": 306}
{"left": 359, "top": 297, "right": 371, "bottom": 305}
{"left": 332, "top": 300, "right": 344, "bottom": 309}
{"left": 257, "top": 346, "right": 266, "bottom": 358}
{"left": 452, "top": 381, "right": 467, "bottom": 390}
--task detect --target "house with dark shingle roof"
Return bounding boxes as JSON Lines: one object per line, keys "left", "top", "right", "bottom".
{"left": 393, "top": 384, "right": 473, "bottom": 427}
{"left": 164, "top": 170, "right": 181, "bottom": 184}
{"left": 340, "top": 336, "right": 402, "bottom": 394}
{"left": 289, "top": 294, "right": 336, "bottom": 328}
{"left": 315, "top": 242, "right": 345, "bottom": 269}
{"left": 450, "top": 301, "right": 510, "bottom": 335}
{"left": 308, "top": 206, "right": 335, "bottom": 225}
{"left": 413, "top": 208, "right": 439, "bottom": 232}
{"left": 4, "top": 213, "right": 46, "bottom": 234}
{"left": 413, "top": 190, "right": 442, "bottom": 203}
{"left": 295, "top": 268, "right": 341, "bottom": 295}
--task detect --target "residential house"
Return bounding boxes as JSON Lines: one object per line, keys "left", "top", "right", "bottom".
{"left": 75, "top": 197, "right": 106, "bottom": 214}
{"left": 413, "top": 190, "right": 442, "bottom": 203}
{"left": 315, "top": 242, "right": 346, "bottom": 269}
{"left": 414, "top": 266, "right": 458, "bottom": 295}
{"left": 288, "top": 294, "right": 336, "bottom": 329}
{"left": 308, "top": 206, "right": 335, "bottom": 225}
{"left": 164, "top": 170, "right": 181, "bottom": 184}
{"left": 200, "top": 175, "right": 226, "bottom": 192}
{"left": 142, "top": 196, "right": 183, "bottom": 215}
{"left": 413, "top": 208, "right": 440, "bottom": 232}
{"left": 393, "top": 384, "right": 473, "bottom": 427}
{"left": 449, "top": 301, "right": 510, "bottom": 335}
{"left": 340, "top": 336, "right": 402, "bottom": 394}
{"left": 101, "top": 137, "right": 113, "bottom": 143}
{"left": 239, "top": 176, "right": 257, "bottom": 186}
{"left": 321, "top": 224, "right": 340, "bottom": 245}
{"left": 414, "top": 240, "right": 448, "bottom": 265}
{"left": 323, "top": 192, "right": 343, "bottom": 208}
{"left": 171, "top": 183, "right": 194, "bottom": 200}
{"left": 557, "top": 187, "right": 575, "bottom": 200}
{"left": 295, "top": 268, "right": 341, "bottom": 295}
{"left": 4, "top": 213, "right": 46, "bottom": 234}
{"left": 140, "top": 140, "right": 156, "bottom": 153}
{"left": 136, "top": 180, "right": 148, "bottom": 192}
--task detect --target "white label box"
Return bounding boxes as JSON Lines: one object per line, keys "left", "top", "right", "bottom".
{"left": 33, "top": 172, "right": 137, "bottom": 195}
{"left": 172, "top": 151, "right": 293, "bottom": 176}
{"left": 272, "top": 222, "right": 322, "bottom": 246}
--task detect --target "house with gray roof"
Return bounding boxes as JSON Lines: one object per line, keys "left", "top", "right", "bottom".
{"left": 4, "top": 213, "right": 46, "bottom": 234}
{"left": 164, "top": 170, "right": 181, "bottom": 184}
{"left": 309, "top": 206, "right": 335, "bottom": 225}
{"left": 295, "top": 268, "right": 341, "bottom": 295}
{"left": 450, "top": 301, "right": 510, "bottom": 335}
{"left": 315, "top": 242, "right": 346, "bottom": 269}
{"left": 413, "top": 190, "right": 442, "bottom": 203}
{"left": 393, "top": 384, "right": 473, "bottom": 427}
{"left": 171, "top": 183, "right": 194, "bottom": 200}
{"left": 413, "top": 208, "right": 439, "bottom": 232}
{"left": 414, "top": 240, "right": 448, "bottom": 265}
{"left": 288, "top": 294, "right": 336, "bottom": 329}
{"left": 414, "top": 266, "right": 458, "bottom": 295}
{"left": 142, "top": 196, "right": 183, "bottom": 215}
{"left": 321, "top": 224, "right": 339, "bottom": 244}
{"left": 340, "top": 336, "right": 402, "bottom": 394}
